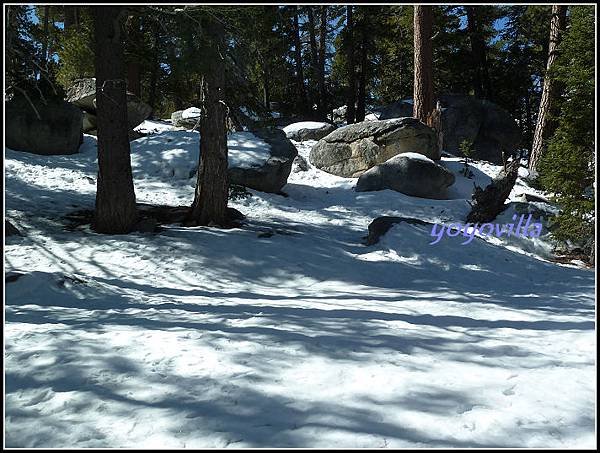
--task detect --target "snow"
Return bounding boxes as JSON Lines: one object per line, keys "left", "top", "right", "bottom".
{"left": 4, "top": 133, "right": 596, "bottom": 448}
{"left": 128, "top": 130, "right": 271, "bottom": 183}
{"left": 181, "top": 107, "right": 201, "bottom": 119}
{"left": 283, "top": 121, "right": 330, "bottom": 134}
{"left": 134, "top": 119, "right": 177, "bottom": 135}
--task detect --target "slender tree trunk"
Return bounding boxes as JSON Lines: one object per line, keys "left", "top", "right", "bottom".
{"left": 148, "top": 20, "right": 160, "bottom": 114}
{"left": 40, "top": 6, "right": 50, "bottom": 69}
{"left": 292, "top": 8, "right": 307, "bottom": 114}
{"left": 466, "top": 6, "right": 492, "bottom": 100}
{"left": 92, "top": 6, "right": 137, "bottom": 234}
{"left": 189, "top": 18, "right": 229, "bottom": 227}
{"left": 64, "top": 6, "right": 76, "bottom": 30}
{"left": 318, "top": 6, "right": 327, "bottom": 118}
{"left": 345, "top": 6, "right": 356, "bottom": 124}
{"left": 262, "top": 61, "right": 270, "bottom": 110}
{"left": 413, "top": 6, "right": 434, "bottom": 124}
{"left": 356, "top": 10, "right": 368, "bottom": 122}
{"left": 528, "top": 5, "right": 567, "bottom": 173}
{"left": 307, "top": 7, "right": 319, "bottom": 113}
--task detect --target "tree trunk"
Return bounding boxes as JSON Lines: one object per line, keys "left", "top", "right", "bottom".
{"left": 356, "top": 10, "right": 368, "bottom": 122}
{"left": 64, "top": 6, "right": 77, "bottom": 30}
{"left": 40, "top": 6, "right": 50, "bottom": 68}
{"left": 262, "top": 61, "right": 270, "bottom": 110}
{"left": 318, "top": 6, "right": 328, "bottom": 118}
{"left": 528, "top": 5, "right": 567, "bottom": 173}
{"left": 292, "top": 8, "right": 307, "bottom": 114}
{"left": 148, "top": 20, "right": 160, "bottom": 114}
{"left": 345, "top": 6, "right": 356, "bottom": 124}
{"left": 467, "top": 159, "right": 520, "bottom": 224}
{"left": 466, "top": 6, "right": 492, "bottom": 100}
{"left": 188, "top": 18, "right": 229, "bottom": 227}
{"left": 92, "top": 6, "right": 137, "bottom": 234}
{"left": 307, "top": 7, "right": 319, "bottom": 112}
{"left": 126, "top": 14, "right": 142, "bottom": 97}
{"left": 413, "top": 6, "right": 434, "bottom": 124}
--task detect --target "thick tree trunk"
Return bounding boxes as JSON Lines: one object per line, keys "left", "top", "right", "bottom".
{"left": 318, "top": 6, "right": 327, "bottom": 118}
{"left": 413, "top": 6, "right": 434, "bottom": 124}
{"left": 345, "top": 6, "right": 356, "bottom": 124}
{"left": 528, "top": 5, "right": 567, "bottom": 173}
{"left": 189, "top": 19, "right": 229, "bottom": 227}
{"left": 92, "top": 6, "right": 137, "bottom": 234}
{"left": 292, "top": 8, "right": 307, "bottom": 114}
{"left": 466, "top": 6, "right": 492, "bottom": 100}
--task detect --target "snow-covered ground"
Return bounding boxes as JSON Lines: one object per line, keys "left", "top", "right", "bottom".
{"left": 4, "top": 130, "right": 596, "bottom": 448}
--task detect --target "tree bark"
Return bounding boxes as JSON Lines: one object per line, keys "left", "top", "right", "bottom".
{"left": 345, "top": 6, "right": 356, "bottom": 124}
{"left": 467, "top": 159, "right": 520, "bottom": 224}
{"left": 64, "top": 6, "right": 77, "bottom": 30}
{"left": 188, "top": 18, "right": 229, "bottom": 227}
{"left": 92, "top": 6, "right": 138, "bottom": 234}
{"left": 356, "top": 10, "right": 368, "bottom": 122}
{"left": 318, "top": 6, "right": 328, "bottom": 118}
{"left": 307, "top": 7, "right": 319, "bottom": 112}
{"left": 413, "top": 6, "right": 434, "bottom": 124}
{"left": 292, "top": 8, "right": 307, "bottom": 114}
{"left": 40, "top": 6, "right": 50, "bottom": 68}
{"left": 466, "top": 6, "right": 492, "bottom": 100}
{"left": 528, "top": 5, "right": 567, "bottom": 173}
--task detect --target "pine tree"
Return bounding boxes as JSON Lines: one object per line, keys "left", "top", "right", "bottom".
{"left": 529, "top": 5, "right": 567, "bottom": 173}
{"left": 92, "top": 6, "right": 138, "bottom": 234}
{"left": 413, "top": 5, "right": 434, "bottom": 123}
{"left": 538, "top": 6, "right": 595, "bottom": 260}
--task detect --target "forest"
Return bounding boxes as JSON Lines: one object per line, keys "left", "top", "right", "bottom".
{"left": 4, "top": 3, "right": 597, "bottom": 449}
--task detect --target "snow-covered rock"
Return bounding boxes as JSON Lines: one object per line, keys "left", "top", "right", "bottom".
{"left": 283, "top": 121, "right": 336, "bottom": 142}
{"left": 309, "top": 118, "right": 439, "bottom": 177}
{"left": 356, "top": 153, "right": 455, "bottom": 199}
{"left": 129, "top": 128, "right": 296, "bottom": 193}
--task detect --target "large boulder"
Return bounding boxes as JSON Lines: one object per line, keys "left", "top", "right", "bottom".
{"left": 356, "top": 153, "right": 455, "bottom": 199}
{"left": 5, "top": 94, "right": 83, "bottom": 155}
{"left": 283, "top": 121, "right": 336, "bottom": 142}
{"left": 309, "top": 118, "right": 438, "bottom": 177}
{"left": 228, "top": 127, "right": 298, "bottom": 193}
{"left": 378, "top": 95, "right": 522, "bottom": 164}
{"left": 66, "top": 78, "right": 152, "bottom": 130}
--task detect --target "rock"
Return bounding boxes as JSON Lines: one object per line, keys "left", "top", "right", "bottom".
{"left": 133, "top": 217, "right": 158, "bottom": 233}
{"left": 356, "top": 153, "right": 455, "bottom": 199}
{"left": 5, "top": 220, "right": 23, "bottom": 237}
{"left": 6, "top": 94, "right": 83, "bottom": 155}
{"left": 67, "top": 78, "right": 152, "bottom": 129}
{"left": 309, "top": 118, "right": 438, "bottom": 177}
{"left": 376, "top": 100, "right": 414, "bottom": 119}
{"left": 283, "top": 121, "right": 336, "bottom": 141}
{"left": 228, "top": 127, "right": 298, "bottom": 193}
{"left": 364, "top": 216, "right": 432, "bottom": 246}
{"left": 82, "top": 111, "right": 97, "bottom": 133}
{"left": 293, "top": 155, "right": 309, "bottom": 173}
{"left": 378, "top": 95, "right": 522, "bottom": 164}
{"left": 171, "top": 108, "right": 202, "bottom": 129}
{"left": 66, "top": 78, "right": 96, "bottom": 111}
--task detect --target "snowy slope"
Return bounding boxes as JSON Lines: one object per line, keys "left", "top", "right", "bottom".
{"left": 4, "top": 133, "right": 596, "bottom": 448}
